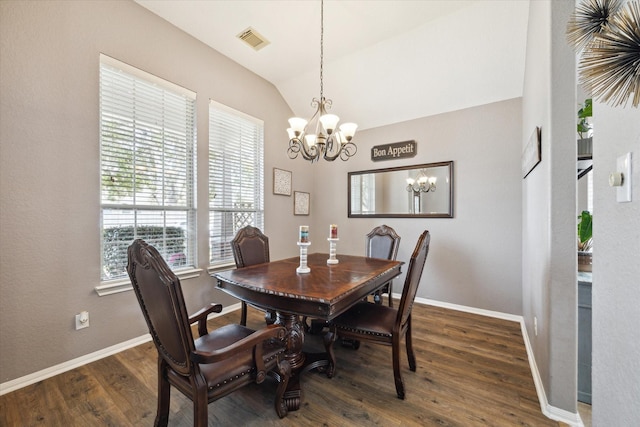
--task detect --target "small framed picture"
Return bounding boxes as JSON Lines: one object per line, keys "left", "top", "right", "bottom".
{"left": 273, "top": 168, "right": 292, "bottom": 196}
{"left": 293, "top": 191, "right": 310, "bottom": 216}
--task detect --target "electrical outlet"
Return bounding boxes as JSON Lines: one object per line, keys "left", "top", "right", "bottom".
{"left": 534, "top": 317, "right": 538, "bottom": 336}
{"left": 75, "top": 311, "right": 90, "bottom": 330}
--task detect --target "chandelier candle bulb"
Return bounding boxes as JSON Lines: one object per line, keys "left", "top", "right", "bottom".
{"left": 299, "top": 225, "right": 309, "bottom": 243}
{"left": 330, "top": 224, "right": 338, "bottom": 239}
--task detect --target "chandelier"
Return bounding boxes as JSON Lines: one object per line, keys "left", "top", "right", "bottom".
{"left": 406, "top": 171, "right": 437, "bottom": 193}
{"left": 286, "top": 0, "right": 358, "bottom": 163}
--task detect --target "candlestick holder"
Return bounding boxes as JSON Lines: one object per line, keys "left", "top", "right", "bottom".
{"left": 296, "top": 241, "right": 311, "bottom": 273}
{"left": 327, "top": 238, "right": 339, "bottom": 264}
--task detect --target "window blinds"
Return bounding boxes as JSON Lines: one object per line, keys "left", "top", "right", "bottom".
{"left": 99, "top": 55, "right": 197, "bottom": 281}
{"left": 209, "top": 101, "right": 264, "bottom": 265}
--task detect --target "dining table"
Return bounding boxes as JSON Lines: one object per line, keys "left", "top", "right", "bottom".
{"left": 212, "top": 252, "right": 403, "bottom": 411}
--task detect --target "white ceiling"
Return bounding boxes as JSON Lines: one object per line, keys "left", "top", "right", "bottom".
{"left": 135, "top": 0, "right": 530, "bottom": 131}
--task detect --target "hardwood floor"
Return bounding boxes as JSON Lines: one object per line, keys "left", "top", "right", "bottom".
{"left": 1, "top": 301, "right": 562, "bottom": 426}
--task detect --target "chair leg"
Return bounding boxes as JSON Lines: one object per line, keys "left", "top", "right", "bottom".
{"left": 192, "top": 376, "right": 210, "bottom": 427}
{"left": 406, "top": 317, "right": 416, "bottom": 371}
{"left": 392, "top": 335, "right": 405, "bottom": 399}
{"left": 155, "top": 359, "right": 170, "bottom": 427}
{"left": 324, "top": 326, "right": 338, "bottom": 378}
{"left": 387, "top": 282, "right": 393, "bottom": 308}
{"left": 240, "top": 301, "right": 248, "bottom": 326}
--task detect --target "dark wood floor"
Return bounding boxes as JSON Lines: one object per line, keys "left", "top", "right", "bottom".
{"left": 1, "top": 301, "right": 562, "bottom": 426}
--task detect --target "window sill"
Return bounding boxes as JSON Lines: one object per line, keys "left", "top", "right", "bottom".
{"left": 95, "top": 268, "right": 203, "bottom": 297}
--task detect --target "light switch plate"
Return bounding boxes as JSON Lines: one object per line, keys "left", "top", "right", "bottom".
{"left": 617, "top": 152, "right": 632, "bottom": 203}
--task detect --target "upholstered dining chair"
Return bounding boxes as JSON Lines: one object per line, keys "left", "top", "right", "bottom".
{"left": 328, "top": 230, "right": 430, "bottom": 400}
{"left": 308, "top": 225, "right": 401, "bottom": 335}
{"left": 231, "top": 225, "right": 276, "bottom": 326}
{"left": 366, "top": 224, "right": 401, "bottom": 307}
{"left": 127, "top": 239, "right": 290, "bottom": 426}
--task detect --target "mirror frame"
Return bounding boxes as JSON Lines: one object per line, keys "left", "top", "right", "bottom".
{"left": 348, "top": 161, "right": 454, "bottom": 218}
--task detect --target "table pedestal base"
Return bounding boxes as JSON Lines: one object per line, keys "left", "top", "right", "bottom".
{"left": 276, "top": 312, "right": 335, "bottom": 411}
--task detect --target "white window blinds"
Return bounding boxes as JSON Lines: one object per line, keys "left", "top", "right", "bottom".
{"left": 209, "top": 101, "right": 264, "bottom": 266}
{"left": 99, "top": 55, "right": 197, "bottom": 281}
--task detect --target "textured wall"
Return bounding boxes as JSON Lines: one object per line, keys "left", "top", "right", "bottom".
{"left": 521, "top": 0, "right": 578, "bottom": 413}
{"left": 592, "top": 103, "right": 640, "bottom": 425}
{"left": 309, "top": 98, "right": 524, "bottom": 315}
{"left": 0, "top": 0, "right": 306, "bottom": 383}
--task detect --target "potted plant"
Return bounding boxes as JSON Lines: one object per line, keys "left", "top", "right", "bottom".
{"left": 577, "top": 98, "right": 593, "bottom": 157}
{"left": 577, "top": 210, "right": 593, "bottom": 272}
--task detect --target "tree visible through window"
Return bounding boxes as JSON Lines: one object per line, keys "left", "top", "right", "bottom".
{"left": 99, "top": 55, "right": 197, "bottom": 281}
{"left": 209, "top": 102, "right": 264, "bottom": 265}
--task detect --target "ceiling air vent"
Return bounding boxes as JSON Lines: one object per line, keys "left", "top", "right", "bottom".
{"left": 237, "top": 27, "right": 270, "bottom": 51}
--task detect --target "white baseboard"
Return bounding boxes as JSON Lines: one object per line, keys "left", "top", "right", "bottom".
{"left": 518, "top": 316, "right": 584, "bottom": 427}
{"left": 0, "top": 303, "right": 241, "bottom": 396}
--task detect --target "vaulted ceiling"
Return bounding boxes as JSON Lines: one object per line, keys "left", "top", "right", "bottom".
{"left": 135, "top": 0, "right": 530, "bottom": 131}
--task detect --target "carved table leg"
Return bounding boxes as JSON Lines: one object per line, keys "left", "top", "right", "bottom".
{"left": 276, "top": 311, "right": 333, "bottom": 411}
{"left": 276, "top": 312, "right": 305, "bottom": 411}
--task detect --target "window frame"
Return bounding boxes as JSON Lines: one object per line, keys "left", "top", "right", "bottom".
{"left": 208, "top": 101, "right": 265, "bottom": 268}
{"left": 98, "top": 54, "right": 199, "bottom": 292}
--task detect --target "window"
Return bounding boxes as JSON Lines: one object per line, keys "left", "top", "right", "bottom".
{"left": 209, "top": 101, "right": 264, "bottom": 266}
{"left": 350, "top": 173, "right": 376, "bottom": 214}
{"left": 99, "top": 55, "right": 197, "bottom": 282}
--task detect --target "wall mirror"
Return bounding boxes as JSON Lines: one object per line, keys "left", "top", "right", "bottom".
{"left": 348, "top": 161, "right": 454, "bottom": 218}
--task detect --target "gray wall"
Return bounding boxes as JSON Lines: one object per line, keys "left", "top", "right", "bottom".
{"left": 521, "top": 0, "right": 577, "bottom": 413}
{"left": 592, "top": 103, "right": 640, "bottom": 424}
{"left": 309, "top": 98, "right": 524, "bottom": 315}
{"left": 0, "top": 0, "right": 308, "bottom": 383}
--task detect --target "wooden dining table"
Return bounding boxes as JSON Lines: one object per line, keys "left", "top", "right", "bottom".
{"left": 212, "top": 252, "right": 403, "bottom": 411}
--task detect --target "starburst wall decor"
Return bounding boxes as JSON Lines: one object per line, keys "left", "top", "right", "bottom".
{"left": 567, "top": 0, "right": 640, "bottom": 107}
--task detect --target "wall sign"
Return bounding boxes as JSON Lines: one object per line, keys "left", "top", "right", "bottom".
{"left": 371, "top": 140, "right": 417, "bottom": 161}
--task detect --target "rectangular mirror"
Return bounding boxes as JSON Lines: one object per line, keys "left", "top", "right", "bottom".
{"left": 348, "top": 161, "right": 454, "bottom": 218}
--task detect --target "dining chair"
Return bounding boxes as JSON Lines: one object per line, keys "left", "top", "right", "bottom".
{"left": 308, "top": 225, "right": 401, "bottom": 335}
{"left": 231, "top": 225, "right": 276, "bottom": 326}
{"left": 327, "top": 230, "right": 430, "bottom": 399}
{"left": 366, "top": 224, "right": 401, "bottom": 307}
{"left": 127, "top": 239, "right": 290, "bottom": 426}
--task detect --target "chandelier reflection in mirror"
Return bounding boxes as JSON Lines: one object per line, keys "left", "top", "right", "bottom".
{"left": 286, "top": 0, "right": 358, "bottom": 163}
{"left": 406, "top": 170, "right": 437, "bottom": 193}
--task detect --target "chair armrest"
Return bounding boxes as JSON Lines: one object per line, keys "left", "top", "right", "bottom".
{"left": 190, "top": 324, "right": 286, "bottom": 365}
{"left": 189, "top": 303, "right": 223, "bottom": 337}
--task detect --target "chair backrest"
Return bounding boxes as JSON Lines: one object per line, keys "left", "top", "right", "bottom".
{"left": 366, "top": 225, "right": 401, "bottom": 261}
{"left": 127, "top": 239, "right": 196, "bottom": 377}
{"left": 396, "top": 231, "right": 430, "bottom": 328}
{"left": 231, "top": 226, "right": 270, "bottom": 268}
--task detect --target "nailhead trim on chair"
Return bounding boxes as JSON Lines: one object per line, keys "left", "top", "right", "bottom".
{"left": 338, "top": 326, "right": 392, "bottom": 338}
{"left": 210, "top": 368, "right": 252, "bottom": 390}
{"left": 208, "top": 350, "right": 283, "bottom": 390}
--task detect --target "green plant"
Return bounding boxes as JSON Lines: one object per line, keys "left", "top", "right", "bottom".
{"left": 102, "top": 225, "right": 186, "bottom": 279}
{"left": 577, "top": 210, "right": 593, "bottom": 252}
{"left": 577, "top": 98, "right": 593, "bottom": 139}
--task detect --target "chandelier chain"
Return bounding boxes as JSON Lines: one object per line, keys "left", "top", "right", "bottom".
{"left": 319, "top": 0, "right": 324, "bottom": 100}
